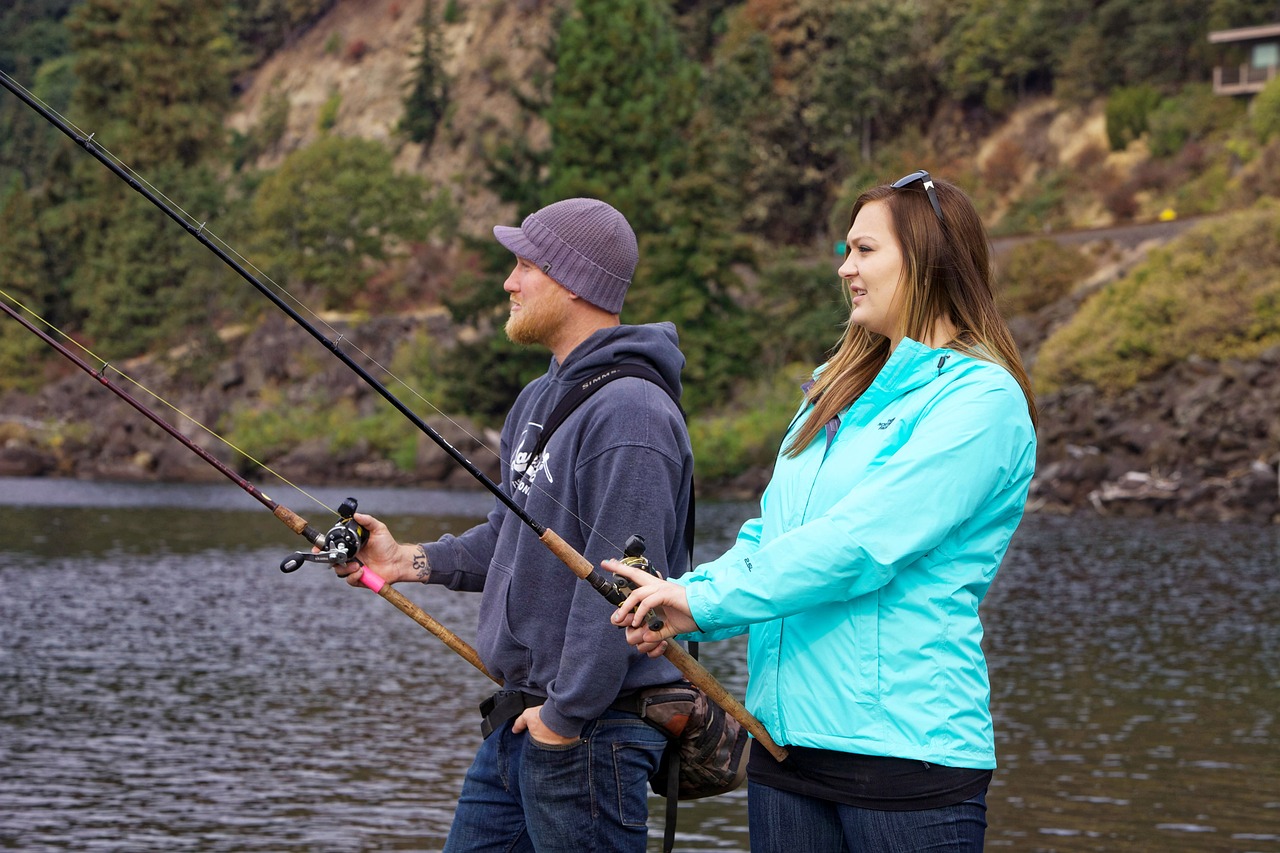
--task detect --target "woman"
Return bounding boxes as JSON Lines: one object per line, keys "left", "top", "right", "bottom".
{"left": 610, "top": 171, "right": 1038, "bottom": 852}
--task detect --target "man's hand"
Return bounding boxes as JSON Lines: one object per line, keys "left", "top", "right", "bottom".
{"left": 512, "top": 706, "right": 579, "bottom": 745}
{"left": 606, "top": 559, "right": 699, "bottom": 657}
{"left": 327, "top": 512, "right": 428, "bottom": 586}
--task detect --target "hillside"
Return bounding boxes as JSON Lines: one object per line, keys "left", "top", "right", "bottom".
{"left": 1, "top": 0, "right": 1277, "bottom": 525}
{"left": 226, "top": 0, "right": 554, "bottom": 237}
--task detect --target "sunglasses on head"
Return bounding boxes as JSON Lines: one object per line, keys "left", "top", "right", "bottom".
{"left": 891, "top": 170, "right": 945, "bottom": 225}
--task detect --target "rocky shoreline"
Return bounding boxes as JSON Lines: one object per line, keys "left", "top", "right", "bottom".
{"left": 0, "top": 313, "right": 505, "bottom": 493}
{"left": 2, "top": 316, "right": 1277, "bottom": 525}
{"left": 1030, "top": 347, "right": 1280, "bottom": 524}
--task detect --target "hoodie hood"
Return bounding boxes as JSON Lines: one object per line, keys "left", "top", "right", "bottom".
{"left": 548, "top": 321, "right": 686, "bottom": 402}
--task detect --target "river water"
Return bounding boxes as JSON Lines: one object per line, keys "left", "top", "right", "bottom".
{"left": 0, "top": 476, "right": 1277, "bottom": 852}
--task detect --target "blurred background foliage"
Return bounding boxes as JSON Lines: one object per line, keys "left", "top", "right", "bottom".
{"left": 3, "top": 0, "right": 1280, "bottom": 480}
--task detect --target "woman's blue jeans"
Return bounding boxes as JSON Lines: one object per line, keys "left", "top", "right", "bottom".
{"left": 443, "top": 709, "right": 667, "bottom": 853}
{"left": 747, "top": 780, "right": 988, "bottom": 852}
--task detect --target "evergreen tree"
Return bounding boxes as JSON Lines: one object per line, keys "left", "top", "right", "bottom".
{"left": 810, "top": 0, "right": 931, "bottom": 166}
{"left": 706, "top": 9, "right": 810, "bottom": 243}
{"left": 1095, "top": 0, "right": 1217, "bottom": 88}
{"left": 68, "top": 0, "right": 237, "bottom": 171}
{"left": 399, "top": 1, "right": 450, "bottom": 147}
{"left": 539, "top": 0, "right": 756, "bottom": 410}
{"left": 0, "top": 183, "right": 56, "bottom": 391}
{"left": 0, "top": 0, "right": 76, "bottom": 192}
{"left": 542, "top": 0, "right": 698, "bottom": 231}
{"left": 55, "top": 0, "right": 240, "bottom": 359}
{"left": 933, "top": 0, "right": 1072, "bottom": 112}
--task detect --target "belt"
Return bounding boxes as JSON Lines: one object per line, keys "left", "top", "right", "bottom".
{"left": 479, "top": 691, "right": 544, "bottom": 739}
{"left": 478, "top": 690, "right": 645, "bottom": 739}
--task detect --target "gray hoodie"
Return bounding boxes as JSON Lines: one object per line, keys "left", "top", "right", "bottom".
{"left": 422, "top": 322, "right": 694, "bottom": 737}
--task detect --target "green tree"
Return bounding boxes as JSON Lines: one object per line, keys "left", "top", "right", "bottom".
{"left": 247, "top": 135, "right": 455, "bottom": 309}
{"left": 934, "top": 0, "right": 1077, "bottom": 112}
{"left": 0, "top": 182, "right": 57, "bottom": 390}
{"left": 1252, "top": 75, "right": 1280, "bottom": 144}
{"left": 811, "top": 0, "right": 930, "bottom": 164}
{"left": 540, "top": 0, "right": 757, "bottom": 410}
{"left": 399, "top": 1, "right": 450, "bottom": 147}
{"left": 224, "top": 0, "right": 337, "bottom": 65}
{"left": 541, "top": 0, "right": 699, "bottom": 227}
{"left": 703, "top": 3, "right": 835, "bottom": 245}
{"left": 1054, "top": 22, "right": 1108, "bottom": 105}
{"left": 0, "top": 0, "right": 76, "bottom": 192}
{"left": 705, "top": 12, "right": 795, "bottom": 239}
{"left": 51, "top": 0, "right": 244, "bottom": 358}
{"left": 705, "top": 0, "right": 930, "bottom": 244}
{"left": 68, "top": 0, "right": 238, "bottom": 171}
{"left": 1093, "top": 0, "right": 1217, "bottom": 88}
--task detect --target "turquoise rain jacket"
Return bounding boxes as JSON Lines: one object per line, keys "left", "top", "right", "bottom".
{"left": 679, "top": 339, "right": 1036, "bottom": 768}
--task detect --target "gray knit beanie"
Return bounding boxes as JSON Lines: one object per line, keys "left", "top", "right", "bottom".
{"left": 493, "top": 198, "right": 638, "bottom": 313}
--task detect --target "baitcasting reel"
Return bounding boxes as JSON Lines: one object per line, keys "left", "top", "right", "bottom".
{"left": 280, "top": 496, "right": 369, "bottom": 573}
{"left": 609, "top": 534, "right": 665, "bottom": 632}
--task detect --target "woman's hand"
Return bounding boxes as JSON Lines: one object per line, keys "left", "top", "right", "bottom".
{"left": 606, "top": 559, "right": 699, "bottom": 658}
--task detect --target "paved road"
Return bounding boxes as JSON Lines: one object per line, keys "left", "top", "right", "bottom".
{"left": 991, "top": 214, "right": 1206, "bottom": 254}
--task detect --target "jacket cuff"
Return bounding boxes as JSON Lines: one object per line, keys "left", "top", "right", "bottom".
{"left": 537, "top": 701, "right": 585, "bottom": 739}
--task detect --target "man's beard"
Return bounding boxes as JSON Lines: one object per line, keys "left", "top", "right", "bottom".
{"left": 504, "top": 298, "right": 568, "bottom": 347}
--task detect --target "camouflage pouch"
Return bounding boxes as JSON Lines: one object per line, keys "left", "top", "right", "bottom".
{"left": 637, "top": 681, "right": 749, "bottom": 799}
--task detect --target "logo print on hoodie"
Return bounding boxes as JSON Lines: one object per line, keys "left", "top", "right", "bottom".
{"left": 511, "top": 425, "right": 554, "bottom": 495}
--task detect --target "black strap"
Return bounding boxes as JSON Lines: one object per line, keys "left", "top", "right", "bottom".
{"left": 532, "top": 363, "right": 696, "bottom": 853}
{"left": 530, "top": 362, "right": 695, "bottom": 574}
{"left": 663, "top": 751, "right": 680, "bottom": 853}
{"left": 528, "top": 362, "right": 681, "bottom": 460}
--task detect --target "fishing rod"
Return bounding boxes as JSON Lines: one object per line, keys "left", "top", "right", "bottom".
{"left": 1, "top": 73, "right": 787, "bottom": 760}
{"left": 0, "top": 295, "right": 494, "bottom": 683}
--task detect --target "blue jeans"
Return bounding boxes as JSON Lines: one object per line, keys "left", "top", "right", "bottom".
{"left": 747, "top": 781, "right": 988, "bottom": 853}
{"left": 443, "top": 709, "right": 668, "bottom": 853}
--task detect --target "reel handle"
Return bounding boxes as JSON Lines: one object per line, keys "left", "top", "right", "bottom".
{"left": 279, "top": 496, "right": 368, "bottom": 573}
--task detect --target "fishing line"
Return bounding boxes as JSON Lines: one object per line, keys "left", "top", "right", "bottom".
{"left": 2, "top": 69, "right": 787, "bottom": 758}
{"left": 0, "top": 67, "right": 611, "bottom": 553}
{"left": 1, "top": 288, "right": 497, "bottom": 682}
{"left": 0, "top": 286, "right": 335, "bottom": 519}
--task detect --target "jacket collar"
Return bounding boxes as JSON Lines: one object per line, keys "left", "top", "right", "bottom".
{"left": 797, "top": 338, "right": 957, "bottom": 449}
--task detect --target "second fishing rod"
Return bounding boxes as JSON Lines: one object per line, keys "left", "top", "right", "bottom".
{"left": 0, "top": 294, "right": 495, "bottom": 682}
{"left": 1, "top": 72, "right": 787, "bottom": 760}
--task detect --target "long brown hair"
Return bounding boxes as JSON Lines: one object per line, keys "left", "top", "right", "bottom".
{"left": 784, "top": 176, "right": 1038, "bottom": 457}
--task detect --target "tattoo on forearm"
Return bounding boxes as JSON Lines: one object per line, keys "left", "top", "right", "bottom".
{"left": 413, "top": 544, "right": 429, "bottom": 581}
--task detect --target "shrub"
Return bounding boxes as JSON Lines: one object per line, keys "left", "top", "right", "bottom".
{"left": 1252, "top": 74, "right": 1280, "bottom": 144}
{"left": 997, "top": 239, "right": 1095, "bottom": 317}
{"left": 1034, "top": 201, "right": 1280, "bottom": 395}
{"left": 994, "top": 169, "right": 1068, "bottom": 235}
{"left": 689, "top": 368, "right": 806, "bottom": 482}
{"left": 344, "top": 38, "right": 368, "bottom": 63}
{"left": 1105, "top": 85, "right": 1162, "bottom": 151}
{"left": 224, "top": 394, "right": 420, "bottom": 475}
{"left": 1148, "top": 84, "right": 1245, "bottom": 158}
{"left": 317, "top": 88, "right": 341, "bottom": 131}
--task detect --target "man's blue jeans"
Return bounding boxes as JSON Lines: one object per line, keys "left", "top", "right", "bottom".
{"left": 747, "top": 780, "right": 988, "bottom": 852}
{"left": 443, "top": 709, "right": 668, "bottom": 853}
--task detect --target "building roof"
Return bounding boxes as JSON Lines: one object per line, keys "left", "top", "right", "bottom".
{"left": 1209, "top": 23, "right": 1280, "bottom": 44}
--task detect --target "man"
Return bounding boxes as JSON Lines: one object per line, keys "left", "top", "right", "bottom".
{"left": 337, "top": 197, "right": 694, "bottom": 852}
